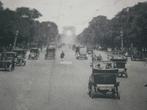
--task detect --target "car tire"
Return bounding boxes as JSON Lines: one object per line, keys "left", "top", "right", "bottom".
{"left": 90, "top": 86, "right": 95, "bottom": 98}
{"left": 23, "top": 61, "right": 26, "bottom": 66}
{"left": 114, "top": 88, "right": 120, "bottom": 99}
{"left": 28, "top": 56, "right": 31, "bottom": 60}
{"left": 8, "top": 64, "right": 12, "bottom": 72}
{"left": 125, "top": 73, "right": 128, "bottom": 78}
{"left": 116, "top": 92, "right": 120, "bottom": 99}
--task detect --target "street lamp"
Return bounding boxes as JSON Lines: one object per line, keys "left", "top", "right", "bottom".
{"left": 13, "top": 30, "right": 19, "bottom": 50}
{"left": 120, "top": 30, "right": 124, "bottom": 50}
{"left": 120, "top": 7, "right": 129, "bottom": 51}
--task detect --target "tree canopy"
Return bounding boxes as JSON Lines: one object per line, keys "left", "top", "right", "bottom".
{"left": 0, "top": 2, "right": 59, "bottom": 49}
{"left": 77, "top": 2, "right": 147, "bottom": 50}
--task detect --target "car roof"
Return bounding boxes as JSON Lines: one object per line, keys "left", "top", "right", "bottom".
{"left": 30, "top": 48, "right": 39, "bottom": 51}
{"left": 31, "top": 48, "right": 39, "bottom": 50}
{"left": 2, "top": 52, "right": 16, "bottom": 54}
{"left": 111, "top": 56, "right": 127, "bottom": 61}
{"left": 14, "top": 49, "right": 27, "bottom": 53}
{"left": 92, "top": 69, "right": 118, "bottom": 75}
{"left": 93, "top": 61, "right": 113, "bottom": 64}
{"left": 14, "top": 49, "right": 26, "bottom": 51}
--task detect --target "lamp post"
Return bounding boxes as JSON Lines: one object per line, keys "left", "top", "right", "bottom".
{"left": 13, "top": 30, "right": 19, "bottom": 50}
{"left": 120, "top": 30, "right": 124, "bottom": 50}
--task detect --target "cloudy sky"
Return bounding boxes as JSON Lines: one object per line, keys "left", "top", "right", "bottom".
{"left": 1, "top": 0, "right": 147, "bottom": 34}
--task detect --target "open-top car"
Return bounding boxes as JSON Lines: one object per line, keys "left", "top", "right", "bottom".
{"left": 111, "top": 55, "right": 128, "bottom": 78}
{"left": 130, "top": 48, "right": 147, "bottom": 61}
{"left": 45, "top": 46, "right": 56, "bottom": 60}
{"left": 28, "top": 48, "right": 40, "bottom": 60}
{"left": 13, "top": 49, "right": 27, "bottom": 66}
{"left": 88, "top": 61, "right": 120, "bottom": 99}
{"left": 131, "top": 52, "right": 142, "bottom": 61}
{"left": 92, "top": 54, "right": 103, "bottom": 63}
{"left": 112, "top": 50, "right": 126, "bottom": 56}
{"left": 0, "top": 52, "right": 16, "bottom": 71}
{"left": 87, "top": 47, "right": 93, "bottom": 54}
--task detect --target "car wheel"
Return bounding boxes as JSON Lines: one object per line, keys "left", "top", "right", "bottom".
{"left": 90, "top": 86, "right": 95, "bottom": 98}
{"left": 116, "top": 92, "right": 120, "bottom": 99}
{"left": 23, "top": 61, "right": 26, "bottom": 66}
{"left": 124, "top": 73, "right": 128, "bottom": 78}
{"left": 114, "top": 88, "right": 120, "bottom": 99}
{"left": 8, "top": 64, "right": 12, "bottom": 72}
{"left": 112, "top": 89, "right": 115, "bottom": 98}
{"left": 118, "top": 73, "right": 121, "bottom": 77}
{"left": 131, "top": 57, "right": 134, "bottom": 61}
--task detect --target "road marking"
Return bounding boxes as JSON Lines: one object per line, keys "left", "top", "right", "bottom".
{"left": 60, "top": 61, "right": 72, "bottom": 64}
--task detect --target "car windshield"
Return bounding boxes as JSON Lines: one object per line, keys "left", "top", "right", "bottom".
{"left": 1, "top": 53, "right": 14, "bottom": 60}
{"left": 94, "top": 74, "right": 116, "bottom": 84}
{"left": 116, "top": 62, "right": 125, "bottom": 68}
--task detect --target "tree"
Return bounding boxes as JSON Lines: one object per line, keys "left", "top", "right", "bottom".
{"left": 0, "top": 1, "right": 3, "bottom": 10}
{"left": 16, "top": 7, "right": 42, "bottom": 19}
{"left": 77, "top": 2, "right": 147, "bottom": 50}
{"left": 0, "top": 2, "right": 59, "bottom": 49}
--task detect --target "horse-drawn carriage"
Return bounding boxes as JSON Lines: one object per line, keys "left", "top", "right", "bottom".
{"left": 88, "top": 61, "right": 120, "bottom": 99}
{"left": 0, "top": 52, "right": 16, "bottom": 71}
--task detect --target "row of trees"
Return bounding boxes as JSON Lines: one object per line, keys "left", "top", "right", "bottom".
{"left": 77, "top": 2, "right": 147, "bottom": 50}
{"left": 0, "top": 1, "right": 59, "bottom": 49}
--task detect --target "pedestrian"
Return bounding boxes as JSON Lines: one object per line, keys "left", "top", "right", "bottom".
{"left": 97, "top": 54, "right": 102, "bottom": 61}
{"left": 60, "top": 51, "right": 65, "bottom": 60}
{"left": 125, "top": 52, "right": 128, "bottom": 57}
{"left": 75, "top": 47, "right": 79, "bottom": 56}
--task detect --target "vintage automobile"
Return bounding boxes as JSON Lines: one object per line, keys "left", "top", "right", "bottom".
{"left": 97, "top": 54, "right": 102, "bottom": 61}
{"left": 28, "top": 48, "right": 40, "bottom": 60}
{"left": 88, "top": 61, "right": 120, "bottom": 99}
{"left": 110, "top": 55, "right": 128, "bottom": 78}
{"left": 13, "top": 49, "right": 27, "bottom": 66}
{"left": 45, "top": 46, "right": 56, "bottom": 60}
{"left": 72, "top": 44, "right": 76, "bottom": 51}
{"left": 131, "top": 52, "right": 143, "bottom": 61}
{"left": 0, "top": 52, "right": 16, "bottom": 71}
{"left": 87, "top": 48, "right": 93, "bottom": 54}
{"left": 112, "top": 51, "right": 122, "bottom": 55}
{"left": 111, "top": 50, "right": 129, "bottom": 58}
{"left": 130, "top": 48, "right": 145, "bottom": 61}
{"left": 76, "top": 47, "right": 88, "bottom": 60}
{"left": 92, "top": 54, "right": 103, "bottom": 64}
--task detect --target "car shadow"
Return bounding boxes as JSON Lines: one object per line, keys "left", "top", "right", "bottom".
{"left": 87, "top": 92, "right": 119, "bottom": 99}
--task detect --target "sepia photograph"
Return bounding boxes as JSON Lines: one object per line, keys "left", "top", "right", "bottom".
{"left": 0, "top": 0, "right": 147, "bottom": 110}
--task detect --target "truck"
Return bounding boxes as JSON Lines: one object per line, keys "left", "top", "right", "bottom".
{"left": 45, "top": 45, "right": 56, "bottom": 60}
{"left": 76, "top": 47, "right": 88, "bottom": 60}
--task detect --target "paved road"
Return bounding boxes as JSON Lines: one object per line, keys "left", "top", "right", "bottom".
{"left": 0, "top": 47, "right": 147, "bottom": 110}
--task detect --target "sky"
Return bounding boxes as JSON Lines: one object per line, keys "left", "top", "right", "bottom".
{"left": 1, "top": 0, "right": 147, "bottom": 34}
